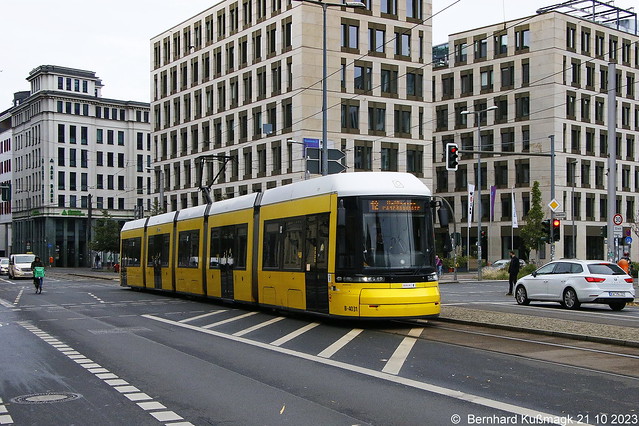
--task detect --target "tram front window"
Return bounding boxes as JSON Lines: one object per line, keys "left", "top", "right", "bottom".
{"left": 337, "top": 197, "right": 435, "bottom": 272}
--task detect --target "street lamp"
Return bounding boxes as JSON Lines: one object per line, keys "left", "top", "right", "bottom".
{"left": 294, "top": 0, "right": 366, "bottom": 175}
{"left": 461, "top": 105, "right": 498, "bottom": 281}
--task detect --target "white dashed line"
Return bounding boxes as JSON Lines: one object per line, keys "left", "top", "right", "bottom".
{"left": 17, "top": 322, "right": 193, "bottom": 426}
{"left": 0, "top": 397, "right": 13, "bottom": 424}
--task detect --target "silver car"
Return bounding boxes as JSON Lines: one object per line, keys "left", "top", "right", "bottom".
{"left": 514, "top": 259, "right": 635, "bottom": 311}
{"left": 0, "top": 257, "right": 8, "bottom": 275}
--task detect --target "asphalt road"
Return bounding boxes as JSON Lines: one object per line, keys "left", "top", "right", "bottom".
{"left": 1, "top": 273, "right": 638, "bottom": 425}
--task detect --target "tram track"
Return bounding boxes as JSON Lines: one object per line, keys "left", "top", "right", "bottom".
{"left": 393, "top": 319, "right": 639, "bottom": 380}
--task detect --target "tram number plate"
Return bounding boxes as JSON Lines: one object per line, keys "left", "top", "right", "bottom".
{"left": 608, "top": 291, "right": 625, "bottom": 296}
{"left": 402, "top": 283, "right": 416, "bottom": 288}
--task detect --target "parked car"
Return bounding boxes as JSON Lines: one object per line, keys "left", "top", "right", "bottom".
{"left": 514, "top": 259, "right": 635, "bottom": 311}
{"left": 8, "top": 253, "right": 36, "bottom": 279}
{"left": 487, "top": 258, "right": 526, "bottom": 270}
{"left": 0, "top": 257, "right": 9, "bottom": 275}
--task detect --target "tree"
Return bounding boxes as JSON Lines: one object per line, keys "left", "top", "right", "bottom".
{"left": 89, "top": 210, "right": 121, "bottom": 254}
{"left": 148, "top": 199, "right": 163, "bottom": 216}
{"left": 519, "top": 181, "right": 545, "bottom": 263}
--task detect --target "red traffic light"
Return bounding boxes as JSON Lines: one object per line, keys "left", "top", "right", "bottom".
{"left": 445, "top": 143, "right": 459, "bottom": 171}
{"left": 552, "top": 219, "right": 560, "bottom": 228}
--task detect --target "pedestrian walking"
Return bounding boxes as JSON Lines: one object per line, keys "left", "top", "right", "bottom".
{"left": 31, "top": 256, "right": 45, "bottom": 294}
{"left": 507, "top": 251, "right": 520, "bottom": 296}
{"left": 435, "top": 255, "right": 443, "bottom": 277}
{"left": 618, "top": 252, "right": 631, "bottom": 274}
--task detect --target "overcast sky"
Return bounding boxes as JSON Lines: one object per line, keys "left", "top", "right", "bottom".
{"left": 1, "top": 0, "right": 635, "bottom": 110}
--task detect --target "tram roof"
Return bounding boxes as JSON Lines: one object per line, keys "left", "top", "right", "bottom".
{"left": 259, "top": 172, "right": 431, "bottom": 206}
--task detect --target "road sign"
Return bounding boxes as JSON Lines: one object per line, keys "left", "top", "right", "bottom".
{"left": 554, "top": 212, "right": 566, "bottom": 219}
{"left": 613, "top": 214, "right": 623, "bottom": 225}
{"left": 625, "top": 236, "right": 633, "bottom": 245}
{"left": 613, "top": 225, "right": 623, "bottom": 238}
{"left": 305, "top": 148, "right": 346, "bottom": 174}
{"left": 548, "top": 199, "right": 560, "bottom": 211}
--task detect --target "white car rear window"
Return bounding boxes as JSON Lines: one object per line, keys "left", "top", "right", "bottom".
{"left": 587, "top": 263, "right": 626, "bottom": 275}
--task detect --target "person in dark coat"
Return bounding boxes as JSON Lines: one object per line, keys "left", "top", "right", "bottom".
{"left": 31, "top": 256, "right": 45, "bottom": 294}
{"left": 507, "top": 251, "right": 520, "bottom": 296}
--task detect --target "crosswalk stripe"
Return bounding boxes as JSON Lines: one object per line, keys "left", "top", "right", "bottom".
{"left": 317, "top": 328, "right": 363, "bottom": 358}
{"left": 202, "top": 311, "right": 258, "bottom": 328}
{"left": 270, "top": 322, "right": 321, "bottom": 346}
{"left": 233, "top": 316, "right": 285, "bottom": 336}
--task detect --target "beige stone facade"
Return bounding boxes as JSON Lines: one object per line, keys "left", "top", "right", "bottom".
{"left": 150, "top": 0, "right": 433, "bottom": 210}
{"left": 433, "top": 11, "right": 639, "bottom": 263}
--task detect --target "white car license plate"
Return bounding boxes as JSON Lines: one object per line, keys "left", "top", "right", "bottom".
{"left": 402, "top": 283, "right": 416, "bottom": 288}
{"left": 609, "top": 291, "right": 625, "bottom": 296}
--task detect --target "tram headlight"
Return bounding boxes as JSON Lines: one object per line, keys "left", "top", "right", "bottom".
{"left": 427, "top": 272, "right": 438, "bottom": 281}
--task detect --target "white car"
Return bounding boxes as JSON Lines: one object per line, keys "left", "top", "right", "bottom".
{"left": 487, "top": 258, "right": 526, "bottom": 270}
{"left": 514, "top": 259, "right": 635, "bottom": 311}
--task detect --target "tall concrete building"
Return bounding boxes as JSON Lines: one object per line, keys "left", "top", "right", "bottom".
{"left": 10, "top": 65, "right": 151, "bottom": 266}
{"left": 150, "top": 0, "right": 433, "bottom": 210}
{"left": 432, "top": 2, "right": 639, "bottom": 263}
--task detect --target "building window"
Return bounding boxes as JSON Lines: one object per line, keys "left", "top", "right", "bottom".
{"left": 341, "top": 101, "right": 360, "bottom": 131}
{"left": 354, "top": 64, "right": 373, "bottom": 92}
{"left": 474, "top": 38, "right": 487, "bottom": 59}
{"left": 341, "top": 23, "right": 359, "bottom": 49}
{"left": 369, "top": 28, "right": 385, "bottom": 53}
{"left": 368, "top": 105, "right": 386, "bottom": 132}
{"left": 494, "top": 33, "right": 507, "bottom": 55}
{"left": 395, "top": 32, "right": 410, "bottom": 57}
{"left": 380, "top": 0, "right": 397, "bottom": 15}
{"left": 381, "top": 67, "right": 398, "bottom": 95}
{"left": 515, "top": 29, "right": 530, "bottom": 51}
{"left": 406, "top": 0, "right": 421, "bottom": 19}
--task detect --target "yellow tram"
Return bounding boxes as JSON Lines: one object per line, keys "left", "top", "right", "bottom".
{"left": 120, "top": 172, "right": 441, "bottom": 319}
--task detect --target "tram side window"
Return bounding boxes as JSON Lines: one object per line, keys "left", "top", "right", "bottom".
{"left": 263, "top": 218, "right": 304, "bottom": 271}
{"left": 209, "top": 224, "right": 248, "bottom": 269}
{"left": 282, "top": 218, "right": 303, "bottom": 270}
{"left": 122, "top": 237, "right": 141, "bottom": 267}
{"left": 178, "top": 230, "right": 200, "bottom": 267}
{"left": 263, "top": 222, "right": 281, "bottom": 269}
{"left": 147, "top": 233, "right": 170, "bottom": 267}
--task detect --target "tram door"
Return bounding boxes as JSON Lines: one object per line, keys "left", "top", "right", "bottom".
{"left": 220, "top": 227, "right": 235, "bottom": 299}
{"left": 149, "top": 234, "right": 169, "bottom": 289}
{"left": 305, "top": 214, "right": 329, "bottom": 313}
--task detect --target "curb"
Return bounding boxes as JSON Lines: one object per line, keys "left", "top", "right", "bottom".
{"left": 68, "top": 273, "right": 119, "bottom": 282}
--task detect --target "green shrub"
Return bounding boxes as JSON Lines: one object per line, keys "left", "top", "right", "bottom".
{"left": 517, "top": 263, "right": 537, "bottom": 279}
{"left": 482, "top": 268, "right": 508, "bottom": 280}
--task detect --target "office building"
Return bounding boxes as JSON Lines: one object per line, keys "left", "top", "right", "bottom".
{"left": 432, "top": 1, "right": 639, "bottom": 262}
{"left": 10, "top": 65, "right": 151, "bottom": 266}
{"left": 150, "top": 0, "right": 433, "bottom": 209}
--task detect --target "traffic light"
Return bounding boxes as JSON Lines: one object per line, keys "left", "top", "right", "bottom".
{"left": 480, "top": 230, "right": 486, "bottom": 241}
{"left": 0, "top": 183, "right": 10, "bottom": 202}
{"left": 541, "top": 219, "right": 550, "bottom": 243}
{"left": 445, "top": 143, "right": 459, "bottom": 171}
{"left": 600, "top": 225, "right": 607, "bottom": 237}
{"left": 552, "top": 219, "right": 561, "bottom": 241}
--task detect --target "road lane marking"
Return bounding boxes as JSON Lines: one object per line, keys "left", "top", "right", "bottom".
{"left": 13, "top": 289, "right": 23, "bottom": 305}
{"left": 178, "top": 310, "right": 227, "bottom": 323}
{"left": 201, "top": 311, "right": 258, "bottom": 328}
{"left": 382, "top": 327, "right": 422, "bottom": 375}
{"left": 17, "top": 322, "right": 194, "bottom": 426}
{"left": 143, "top": 314, "right": 593, "bottom": 426}
{"left": 270, "top": 322, "right": 320, "bottom": 346}
{"left": 0, "top": 298, "right": 13, "bottom": 308}
{"left": 317, "top": 328, "right": 363, "bottom": 358}
{"left": 233, "top": 316, "right": 285, "bottom": 337}
{"left": 0, "top": 397, "right": 13, "bottom": 424}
